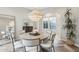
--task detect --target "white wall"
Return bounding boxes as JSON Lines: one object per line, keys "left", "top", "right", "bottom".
{"left": 37, "top": 8, "right": 63, "bottom": 46}
{"left": 0, "top": 7, "right": 34, "bottom": 38}
{"left": 56, "top": 8, "right": 79, "bottom": 46}
{"left": 40, "top": 7, "right": 79, "bottom": 46}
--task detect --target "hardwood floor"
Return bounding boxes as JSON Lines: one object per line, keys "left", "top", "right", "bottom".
{"left": 0, "top": 43, "right": 78, "bottom": 52}
{"left": 0, "top": 39, "right": 79, "bottom": 52}
{"left": 63, "top": 44, "right": 79, "bottom": 52}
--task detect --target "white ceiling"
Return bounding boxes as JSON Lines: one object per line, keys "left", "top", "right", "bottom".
{"left": 1, "top": 7, "right": 79, "bottom": 17}
{"left": 24, "top": 7, "right": 48, "bottom": 11}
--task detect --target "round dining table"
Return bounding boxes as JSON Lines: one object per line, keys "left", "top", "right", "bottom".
{"left": 18, "top": 32, "right": 49, "bottom": 52}
{"left": 19, "top": 32, "right": 49, "bottom": 40}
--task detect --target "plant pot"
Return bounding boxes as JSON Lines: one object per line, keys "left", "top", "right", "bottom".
{"left": 63, "top": 39, "right": 74, "bottom": 45}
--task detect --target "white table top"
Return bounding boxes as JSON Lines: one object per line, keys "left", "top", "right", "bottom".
{"left": 19, "top": 32, "right": 49, "bottom": 40}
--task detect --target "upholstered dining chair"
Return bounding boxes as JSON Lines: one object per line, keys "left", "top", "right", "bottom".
{"left": 40, "top": 34, "right": 56, "bottom": 52}
{"left": 9, "top": 35, "right": 25, "bottom": 52}
{"left": 22, "top": 38, "right": 40, "bottom": 52}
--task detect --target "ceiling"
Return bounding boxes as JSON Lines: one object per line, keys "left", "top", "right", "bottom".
{"left": 24, "top": 7, "right": 48, "bottom": 11}
{"left": 0, "top": 7, "right": 79, "bottom": 17}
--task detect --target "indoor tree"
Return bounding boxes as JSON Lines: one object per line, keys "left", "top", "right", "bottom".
{"left": 64, "top": 9, "right": 76, "bottom": 45}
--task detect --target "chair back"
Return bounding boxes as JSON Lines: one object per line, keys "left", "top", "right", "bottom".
{"left": 42, "top": 37, "right": 49, "bottom": 43}
{"left": 9, "top": 34, "right": 23, "bottom": 51}
{"left": 8, "top": 34, "right": 15, "bottom": 51}
{"left": 50, "top": 34, "right": 56, "bottom": 43}
{"left": 22, "top": 38, "right": 40, "bottom": 47}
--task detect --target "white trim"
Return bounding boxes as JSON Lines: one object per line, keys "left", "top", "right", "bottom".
{"left": 74, "top": 43, "right": 79, "bottom": 47}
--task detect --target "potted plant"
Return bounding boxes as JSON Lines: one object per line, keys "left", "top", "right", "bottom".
{"left": 64, "top": 9, "right": 76, "bottom": 45}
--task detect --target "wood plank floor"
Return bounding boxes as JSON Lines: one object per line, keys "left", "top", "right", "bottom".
{"left": 0, "top": 39, "right": 79, "bottom": 52}
{"left": 0, "top": 43, "right": 76, "bottom": 52}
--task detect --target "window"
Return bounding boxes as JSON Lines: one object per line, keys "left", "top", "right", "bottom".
{"left": 49, "top": 17, "right": 56, "bottom": 30}
{"left": 43, "top": 16, "right": 56, "bottom": 31}
{"left": 43, "top": 21, "right": 48, "bottom": 29}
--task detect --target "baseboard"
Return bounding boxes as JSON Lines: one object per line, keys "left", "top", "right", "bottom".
{"left": 74, "top": 43, "right": 79, "bottom": 47}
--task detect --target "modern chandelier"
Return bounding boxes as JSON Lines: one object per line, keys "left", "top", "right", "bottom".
{"left": 28, "top": 10, "right": 43, "bottom": 21}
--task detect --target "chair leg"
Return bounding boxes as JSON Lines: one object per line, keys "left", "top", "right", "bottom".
{"left": 50, "top": 48, "right": 52, "bottom": 52}
{"left": 13, "top": 47, "right": 15, "bottom": 52}
{"left": 37, "top": 46, "right": 38, "bottom": 52}
{"left": 21, "top": 40, "right": 26, "bottom": 52}
{"left": 23, "top": 46, "right": 26, "bottom": 52}
{"left": 52, "top": 46, "right": 55, "bottom": 52}
{"left": 11, "top": 40, "right": 15, "bottom": 52}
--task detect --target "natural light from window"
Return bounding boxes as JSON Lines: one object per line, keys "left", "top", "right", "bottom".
{"left": 42, "top": 16, "right": 56, "bottom": 32}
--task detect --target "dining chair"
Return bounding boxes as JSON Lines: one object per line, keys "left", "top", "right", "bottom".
{"left": 22, "top": 38, "right": 40, "bottom": 52}
{"left": 9, "top": 35, "right": 26, "bottom": 52}
{"left": 40, "top": 34, "right": 56, "bottom": 52}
